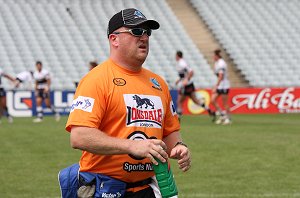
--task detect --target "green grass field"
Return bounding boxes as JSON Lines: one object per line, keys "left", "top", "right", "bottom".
{"left": 0, "top": 114, "right": 299, "bottom": 197}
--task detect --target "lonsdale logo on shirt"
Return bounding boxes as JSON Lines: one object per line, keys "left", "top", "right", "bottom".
{"left": 124, "top": 94, "right": 163, "bottom": 128}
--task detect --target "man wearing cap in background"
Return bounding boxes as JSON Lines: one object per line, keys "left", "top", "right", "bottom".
{"left": 63, "top": 8, "right": 191, "bottom": 197}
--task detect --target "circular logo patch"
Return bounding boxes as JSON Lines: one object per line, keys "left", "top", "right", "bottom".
{"left": 113, "top": 78, "right": 126, "bottom": 86}
{"left": 187, "top": 90, "right": 211, "bottom": 114}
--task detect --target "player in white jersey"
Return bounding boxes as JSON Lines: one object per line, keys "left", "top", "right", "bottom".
{"left": 33, "top": 61, "right": 60, "bottom": 123}
{"left": 175, "top": 51, "right": 215, "bottom": 120}
{"left": 212, "top": 49, "right": 231, "bottom": 125}
{"left": 0, "top": 68, "right": 15, "bottom": 123}
{"left": 14, "top": 70, "right": 34, "bottom": 90}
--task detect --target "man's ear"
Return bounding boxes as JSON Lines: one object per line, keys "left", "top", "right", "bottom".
{"left": 109, "top": 34, "right": 119, "bottom": 46}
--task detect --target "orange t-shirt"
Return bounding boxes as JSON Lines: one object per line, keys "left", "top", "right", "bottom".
{"left": 66, "top": 59, "right": 180, "bottom": 184}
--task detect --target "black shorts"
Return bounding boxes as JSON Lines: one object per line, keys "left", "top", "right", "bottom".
{"left": 180, "top": 83, "right": 195, "bottom": 96}
{"left": 0, "top": 88, "right": 6, "bottom": 97}
{"left": 125, "top": 186, "right": 155, "bottom": 198}
{"left": 217, "top": 88, "right": 230, "bottom": 95}
{"left": 35, "top": 89, "right": 50, "bottom": 99}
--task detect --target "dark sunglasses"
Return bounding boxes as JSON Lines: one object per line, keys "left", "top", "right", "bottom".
{"left": 113, "top": 28, "right": 152, "bottom": 37}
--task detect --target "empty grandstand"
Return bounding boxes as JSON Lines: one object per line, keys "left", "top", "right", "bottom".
{"left": 190, "top": 0, "right": 300, "bottom": 87}
{"left": 0, "top": 0, "right": 299, "bottom": 89}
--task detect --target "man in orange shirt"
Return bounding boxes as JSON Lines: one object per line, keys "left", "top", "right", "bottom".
{"left": 65, "top": 8, "right": 191, "bottom": 197}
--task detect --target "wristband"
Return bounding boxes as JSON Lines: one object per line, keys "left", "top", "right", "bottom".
{"left": 174, "top": 141, "right": 188, "bottom": 148}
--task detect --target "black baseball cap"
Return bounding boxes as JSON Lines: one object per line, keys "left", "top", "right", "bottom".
{"left": 107, "top": 8, "right": 160, "bottom": 37}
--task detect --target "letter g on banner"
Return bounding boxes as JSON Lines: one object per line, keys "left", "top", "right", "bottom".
{"left": 7, "top": 90, "right": 33, "bottom": 117}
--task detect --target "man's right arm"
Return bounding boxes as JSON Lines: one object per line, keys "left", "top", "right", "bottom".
{"left": 70, "top": 126, "right": 168, "bottom": 165}
{"left": 3, "top": 73, "right": 15, "bottom": 82}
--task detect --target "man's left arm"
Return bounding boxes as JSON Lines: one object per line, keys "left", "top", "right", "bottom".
{"left": 183, "top": 69, "right": 194, "bottom": 86}
{"left": 163, "top": 131, "right": 191, "bottom": 172}
{"left": 45, "top": 78, "right": 51, "bottom": 92}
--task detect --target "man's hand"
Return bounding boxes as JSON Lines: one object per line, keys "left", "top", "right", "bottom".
{"left": 14, "top": 81, "right": 20, "bottom": 88}
{"left": 212, "top": 86, "right": 217, "bottom": 94}
{"left": 44, "top": 86, "right": 49, "bottom": 93}
{"left": 128, "top": 139, "right": 168, "bottom": 165}
{"left": 182, "top": 78, "right": 188, "bottom": 86}
{"left": 170, "top": 144, "right": 191, "bottom": 172}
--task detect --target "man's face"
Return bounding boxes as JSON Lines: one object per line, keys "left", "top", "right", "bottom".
{"left": 114, "top": 25, "right": 150, "bottom": 65}
{"left": 36, "top": 63, "right": 42, "bottom": 71}
{"left": 213, "top": 54, "right": 219, "bottom": 61}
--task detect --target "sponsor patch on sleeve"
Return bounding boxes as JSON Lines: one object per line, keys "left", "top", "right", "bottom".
{"left": 70, "top": 96, "right": 95, "bottom": 113}
{"left": 170, "top": 100, "right": 177, "bottom": 116}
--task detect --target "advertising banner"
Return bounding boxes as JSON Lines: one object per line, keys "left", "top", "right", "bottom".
{"left": 6, "top": 87, "right": 300, "bottom": 117}
{"left": 7, "top": 90, "right": 75, "bottom": 117}
{"left": 181, "top": 87, "right": 300, "bottom": 114}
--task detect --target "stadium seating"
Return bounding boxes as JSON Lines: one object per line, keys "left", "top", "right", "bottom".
{"left": 190, "top": 0, "right": 300, "bottom": 87}
{"left": 0, "top": 0, "right": 215, "bottom": 90}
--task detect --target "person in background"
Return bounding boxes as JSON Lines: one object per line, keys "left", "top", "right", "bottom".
{"left": 33, "top": 61, "right": 60, "bottom": 123}
{"left": 88, "top": 61, "right": 98, "bottom": 71}
{"left": 14, "top": 70, "right": 34, "bottom": 90}
{"left": 64, "top": 8, "right": 191, "bottom": 197}
{"left": 211, "top": 49, "right": 231, "bottom": 125}
{"left": 0, "top": 68, "right": 14, "bottom": 123}
{"left": 175, "top": 50, "right": 215, "bottom": 121}
{"left": 74, "top": 61, "right": 98, "bottom": 88}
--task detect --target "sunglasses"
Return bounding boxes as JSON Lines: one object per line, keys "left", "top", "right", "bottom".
{"left": 113, "top": 28, "right": 152, "bottom": 37}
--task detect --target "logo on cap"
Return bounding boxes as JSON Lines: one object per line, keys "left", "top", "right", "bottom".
{"left": 134, "top": 10, "right": 146, "bottom": 19}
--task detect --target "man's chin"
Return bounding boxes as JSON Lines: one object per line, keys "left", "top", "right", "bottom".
{"left": 137, "top": 58, "right": 146, "bottom": 65}
{"left": 136, "top": 53, "right": 148, "bottom": 62}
